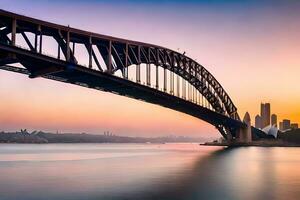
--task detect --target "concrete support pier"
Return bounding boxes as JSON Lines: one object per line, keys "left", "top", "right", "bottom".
{"left": 237, "top": 112, "right": 252, "bottom": 143}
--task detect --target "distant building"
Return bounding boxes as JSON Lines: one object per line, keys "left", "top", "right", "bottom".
{"left": 279, "top": 122, "right": 283, "bottom": 131}
{"left": 271, "top": 114, "right": 277, "bottom": 127}
{"left": 255, "top": 115, "right": 262, "bottom": 129}
{"left": 260, "top": 103, "right": 271, "bottom": 128}
{"left": 282, "top": 119, "right": 291, "bottom": 131}
{"left": 264, "top": 103, "right": 271, "bottom": 127}
{"left": 291, "top": 123, "right": 299, "bottom": 129}
{"left": 262, "top": 125, "right": 278, "bottom": 138}
{"left": 260, "top": 103, "right": 265, "bottom": 127}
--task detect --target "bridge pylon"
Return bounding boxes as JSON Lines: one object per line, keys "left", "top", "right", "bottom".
{"left": 235, "top": 112, "right": 252, "bottom": 143}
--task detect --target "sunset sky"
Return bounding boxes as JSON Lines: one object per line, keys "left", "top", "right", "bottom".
{"left": 0, "top": 0, "right": 300, "bottom": 138}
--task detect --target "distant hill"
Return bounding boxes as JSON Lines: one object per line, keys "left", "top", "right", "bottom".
{"left": 278, "top": 129, "right": 300, "bottom": 144}
{"left": 0, "top": 130, "right": 207, "bottom": 144}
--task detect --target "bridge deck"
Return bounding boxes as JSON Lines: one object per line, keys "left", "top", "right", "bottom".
{"left": 0, "top": 43, "right": 244, "bottom": 135}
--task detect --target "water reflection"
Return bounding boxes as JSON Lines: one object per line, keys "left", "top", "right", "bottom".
{"left": 0, "top": 144, "right": 299, "bottom": 200}
{"left": 143, "top": 147, "right": 300, "bottom": 200}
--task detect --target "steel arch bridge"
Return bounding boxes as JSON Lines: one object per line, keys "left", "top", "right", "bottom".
{"left": 0, "top": 10, "right": 262, "bottom": 140}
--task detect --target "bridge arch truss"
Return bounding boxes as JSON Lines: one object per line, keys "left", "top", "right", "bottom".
{"left": 0, "top": 10, "right": 242, "bottom": 138}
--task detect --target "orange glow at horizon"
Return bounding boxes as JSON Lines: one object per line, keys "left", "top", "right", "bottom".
{"left": 0, "top": 71, "right": 215, "bottom": 136}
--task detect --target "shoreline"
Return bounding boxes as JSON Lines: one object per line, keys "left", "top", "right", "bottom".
{"left": 0, "top": 131, "right": 205, "bottom": 144}
{"left": 201, "top": 142, "right": 300, "bottom": 147}
{"left": 0, "top": 142, "right": 169, "bottom": 145}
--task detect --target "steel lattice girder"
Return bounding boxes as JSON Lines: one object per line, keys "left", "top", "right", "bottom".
{"left": 0, "top": 9, "right": 239, "bottom": 121}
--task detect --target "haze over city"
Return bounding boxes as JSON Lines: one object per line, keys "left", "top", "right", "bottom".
{"left": 1, "top": 0, "right": 300, "bottom": 137}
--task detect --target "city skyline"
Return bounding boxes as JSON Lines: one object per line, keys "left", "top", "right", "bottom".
{"left": 0, "top": 0, "right": 300, "bottom": 137}
{"left": 255, "top": 102, "right": 298, "bottom": 132}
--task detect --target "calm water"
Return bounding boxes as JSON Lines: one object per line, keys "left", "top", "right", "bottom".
{"left": 0, "top": 143, "right": 299, "bottom": 200}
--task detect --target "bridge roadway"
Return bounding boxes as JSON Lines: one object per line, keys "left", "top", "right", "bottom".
{"left": 0, "top": 9, "right": 266, "bottom": 140}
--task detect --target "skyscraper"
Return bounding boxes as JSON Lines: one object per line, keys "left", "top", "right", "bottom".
{"left": 260, "top": 103, "right": 271, "bottom": 128}
{"left": 260, "top": 103, "right": 265, "bottom": 125}
{"left": 271, "top": 114, "right": 277, "bottom": 127}
{"left": 255, "top": 115, "right": 262, "bottom": 129}
{"left": 264, "top": 103, "right": 271, "bottom": 127}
